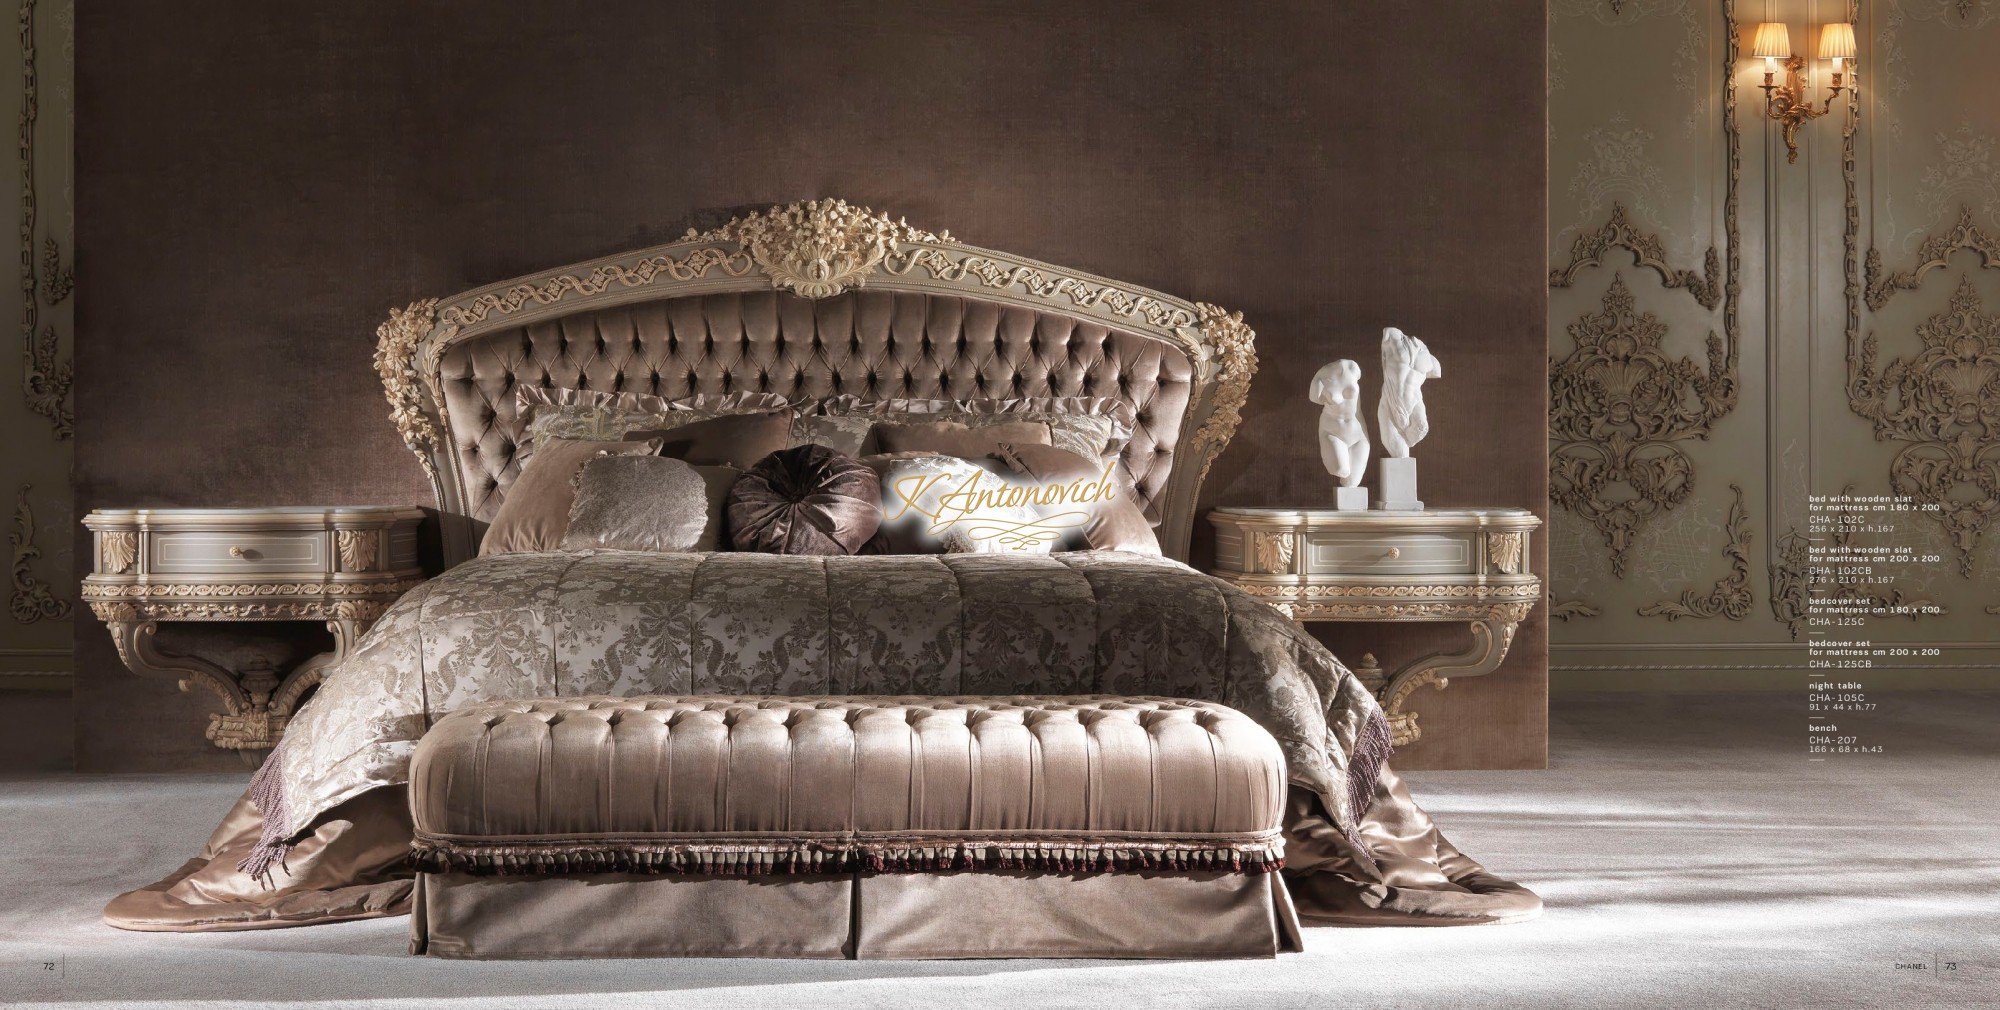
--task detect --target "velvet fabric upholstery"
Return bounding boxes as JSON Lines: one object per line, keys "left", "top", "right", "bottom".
{"left": 626, "top": 409, "right": 794, "bottom": 470}
{"left": 727, "top": 444, "right": 881, "bottom": 555}
{"left": 408, "top": 696, "right": 1288, "bottom": 875}
{"left": 477, "top": 436, "right": 662, "bottom": 556}
{"left": 434, "top": 291, "right": 1193, "bottom": 523}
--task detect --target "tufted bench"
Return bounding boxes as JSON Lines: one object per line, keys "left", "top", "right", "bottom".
{"left": 407, "top": 695, "right": 1302, "bottom": 959}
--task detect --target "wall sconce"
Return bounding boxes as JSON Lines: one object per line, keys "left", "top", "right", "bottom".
{"left": 1752, "top": 21, "right": 1857, "bottom": 163}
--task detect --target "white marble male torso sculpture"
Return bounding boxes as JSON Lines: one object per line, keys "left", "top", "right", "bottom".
{"left": 1309, "top": 359, "right": 1369, "bottom": 487}
{"left": 1377, "top": 327, "right": 1440, "bottom": 458}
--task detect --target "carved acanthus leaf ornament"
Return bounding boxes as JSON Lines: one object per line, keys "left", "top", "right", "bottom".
{"left": 1640, "top": 483, "right": 1752, "bottom": 621}
{"left": 1550, "top": 273, "right": 1737, "bottom": 575}
{"left": 1848, "top": 278, "right": 2000, "bottom": 574}
{"left": 1864, "top": 209, "right": 2000, "bottom": 311}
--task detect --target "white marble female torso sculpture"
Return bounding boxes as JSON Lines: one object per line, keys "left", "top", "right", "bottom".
{"left": 1377, "top": 327, "right": 1440, "bottom": 458}
{"left": 1309, "top": 359, "right": 1369, "bottom": 487}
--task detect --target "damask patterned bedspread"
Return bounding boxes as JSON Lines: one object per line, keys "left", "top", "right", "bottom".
{"left": 157, "top": 550, "right": 1537, "bottom": 929}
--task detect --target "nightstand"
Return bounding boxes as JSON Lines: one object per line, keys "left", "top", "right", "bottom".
{"left": 1208, "top": 507, "right": 1542, "bottom": 745}
{"left": 81, "top": 507, "right": 427, "bottom": 750}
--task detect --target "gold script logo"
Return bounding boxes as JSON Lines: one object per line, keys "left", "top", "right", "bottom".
{"left": 884, "top": 463, "right": 1121, "bottom": 550}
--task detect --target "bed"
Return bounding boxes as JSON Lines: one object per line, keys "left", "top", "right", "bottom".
{"left": 104, "top": 199, "right": 1539, "bottom": 936}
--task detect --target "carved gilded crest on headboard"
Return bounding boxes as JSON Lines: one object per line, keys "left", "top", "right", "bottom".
{"left": 374, "top": 199, "right": 1258, "bottom": 563}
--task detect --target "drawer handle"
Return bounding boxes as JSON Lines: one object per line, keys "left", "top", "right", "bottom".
{"left": 1384, "top": 547, "right": 1401, "bottom": 560}
{"left": 229, "top": 546, "right": 250, "bottom": 558}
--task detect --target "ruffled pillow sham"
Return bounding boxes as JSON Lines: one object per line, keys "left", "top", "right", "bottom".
{"left": 516, "top": 387, "right": 796, "bottom": 453}
{"left": 807, "top": 394, "right": 1136, "bottom": 462}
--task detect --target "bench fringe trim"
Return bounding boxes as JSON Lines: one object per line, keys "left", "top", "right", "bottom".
{"left": 410, "top": 838, "right": 1284, "bottom": 876}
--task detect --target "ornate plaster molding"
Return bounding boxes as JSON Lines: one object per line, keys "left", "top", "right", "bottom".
{"left": 1550, "top": 274, "right": 1735, "bottom": 575}
{"left": 17, "top": 0, "right": 72, "bottom": 439}
{"left": 1547, "top": 7, "right": 1739, "bottom": 582}
{"left": 1864, "top": 209, "right": 2000, "bottom": 311}
{"left": 1551, "top": 599, "right": 1602, "bottom": 621}
{"left": 1640, "top": 483, "right": 1752, "bottom": 621}
{"left": 1549, "top": 203, "right": 1723, "bottom": 310}
{"left": 1848, "top": 278, "right": 2000, "bottom": 574}
{"left": 10, "top": 484, "right": 69, "bottom": 623}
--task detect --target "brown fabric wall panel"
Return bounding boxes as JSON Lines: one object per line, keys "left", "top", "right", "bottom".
{"left": 74, "top": 1, "right": 1545, "bottom": 770}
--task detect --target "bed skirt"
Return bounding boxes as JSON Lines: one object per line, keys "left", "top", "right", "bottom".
{"left": 411, "top": 868, "right": 1304, "bottom": 960}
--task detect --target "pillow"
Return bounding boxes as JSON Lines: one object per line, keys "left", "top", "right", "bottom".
{"left": 516, "top": 387, "right": 796, "bottom": 453}
{"left": 866, "top": 452, "right": 1057, "bottom": 555}
{"left": 989, "top": 442, "right": 1161, "bottom": 556}
{"left": 728, "top": 445, "right": 881, "bottom": 555}
{"left": 816, "top": 394, "right": 1136, "bottom": 461}
{"left": 874, "top": 419, "right": 1053, "bottom": 458}
{"left": 624, "top": 409, "right": 795, "bottom": 469}
{"left": 560, "top": 455, "right": 738, "bottom": 553}
{"left": 479, "top": 436, "right": 663, "bottom": 556}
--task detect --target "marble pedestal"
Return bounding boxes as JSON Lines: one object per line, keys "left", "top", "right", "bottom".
{"left": 1374, "top": 458, "right": 1422, "bottom": 511}
{"left": 1335, "top": 486, "right": 1369, "bottom": 511}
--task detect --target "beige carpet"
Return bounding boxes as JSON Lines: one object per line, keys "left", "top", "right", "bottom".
{"left": 2, "top": 692, "right": 1995, "bottom": 1009}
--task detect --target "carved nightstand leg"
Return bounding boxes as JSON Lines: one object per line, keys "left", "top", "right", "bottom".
{"left": 1376, "top": 614, "right": 1526, "bottom": 746}
{"left": 104, "top": 618, "right": 369, "bottom": 752}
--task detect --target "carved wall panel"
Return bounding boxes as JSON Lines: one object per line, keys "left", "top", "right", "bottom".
{"left": 1, "top": 0, "right": 73, "bottom": 689}
{"left": 1553, "top": 0, "right": 2000, "bottom": 681}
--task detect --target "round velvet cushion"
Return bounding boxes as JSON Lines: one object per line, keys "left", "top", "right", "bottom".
{"left": 727, "top": 444, "right": 882, "bottom": 555}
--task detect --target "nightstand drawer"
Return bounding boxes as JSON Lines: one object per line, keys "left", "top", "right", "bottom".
{"left": 1304, "top": 532, "right": 1474, "bottom": 576}
{"left": 148, "top": 530, "right": 328, "bottom": 575}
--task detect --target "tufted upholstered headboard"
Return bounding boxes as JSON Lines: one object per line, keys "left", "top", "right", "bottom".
{"left": 375, "top": 200, "right": 1257, "bottom": 565}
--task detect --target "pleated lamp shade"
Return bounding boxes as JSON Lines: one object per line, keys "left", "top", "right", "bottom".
{"left": 1751, "top": 22, "right": 1793, "bottom": 59}
{"left": 1818, "top": 22, "right": 1858, "bottom": 61}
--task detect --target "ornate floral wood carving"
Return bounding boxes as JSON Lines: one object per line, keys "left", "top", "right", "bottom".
{"left": 689, "top": 198, "right": 947, "bottom": 298}
{"left": 99, "top": 532, "right": 137, "bottom": 575}
{"left": 1550, "top": 274, "right": 1737, "bottom": 575}
{"left": 18, "top": 0, "right": 72, "bottom": 439}
{"left": 10, "top": 484, "right": 69, "bottom": 623}
{"left": 1549, "top": 203, "right": 1723, "bottom": 310}
{"left": 373, "top": 299, "right": 442, "bottom": 489}
{"left": 1640, "top": 483, "right": 1752, "bottom": 621}
{"left": 1864, "top": 209, "right": 2000, "bottom": 311}
{"left": 335, "top": 529, "right": 381, "bottom": 573}
{"left": 1187, "top": 303, "right": 1259, "bottom": 491}
{"left": 1848, "top": 278, "right": 2000, "bottom": 574}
